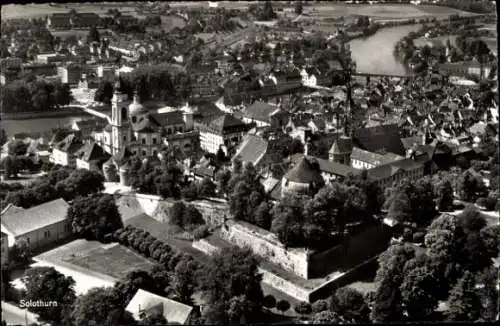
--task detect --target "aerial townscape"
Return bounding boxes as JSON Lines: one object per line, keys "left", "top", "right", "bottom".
{"left": 0, "top": 0, "right": 499, "bottom": 325}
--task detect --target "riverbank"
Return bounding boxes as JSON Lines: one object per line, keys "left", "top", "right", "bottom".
{"left": 1, "top": 109, "right": 91, "bottom": 121}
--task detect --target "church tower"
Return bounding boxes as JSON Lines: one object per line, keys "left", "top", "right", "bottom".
{"left": 111, "top": 72, "right": 130, "bottom": 155}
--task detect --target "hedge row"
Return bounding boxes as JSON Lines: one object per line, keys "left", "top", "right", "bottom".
{"left": 112, "top": 225, "right": 197, "bottom": 272}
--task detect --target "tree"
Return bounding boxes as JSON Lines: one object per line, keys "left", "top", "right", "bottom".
{"left": 262, "top": 295, "right": 276, "bottom": 310}
{"left": 254, "top": 201, "right": 272, "bottom": 230}
{"left": 67, "top": 194, "right": 123, "bottom": 240}
{"left": 216, "top": 169, "right": 231, "bottom": 197}
{"left": 169, "top": 258, "right": 199, "bottom": 304}
{"left": 445, "top": 271, "right": 482, "bottom": 322}
{"left": 139, "top": 312, "right": 168, "bottom": 326}
{"left": 8, "top": 140, "right": 28, "bottom": 156}
{"left": 331, "top": 287, "right": 370, "bottom": 323}
{"left": 458, "top": 170, "right": 487, "bottom": 202}
{"left": 399, "top": 256, "right": 440, "bottom": 321}
{"left": 114, "top": 270, "right": 160, "bottom": 306}
{"left": 2, "top": 156, "right": 19, "bottom": 179}
{"left": 197, "top": 246, "right": 264, "bottom": 324}
{"left": 87, "top": 26, "right": 100, "bottom": 44}
{"left": 311, "top": 299, "right": 328, "bottom": 313}
{"left": 55, "top": 169, "right": 105, "bottom": 201}
{"left": 295, "top": 1, "right": 303, "bottom": 15}
{"left": 72, "top": 287, "right": 137, "bottom": 326}
{"left": 198, "top": 177, "right": 216, "bottom": 198}
{"left": 436, "top": 179, "right": 454, "bottom": 212}
{"left": 310, "top": 310, "right": 344, "bottom": 324}
{"left": 8, "top": 240, "right": 32, "bottom": 269}
{"left": 22, "top": 267, "right": 76, "bottom": 324}
{"left": 276, "top": 300, "right": 290, "bottom": 315}
{"left": 294, "top": 301, "right": 312, "bottom": 316}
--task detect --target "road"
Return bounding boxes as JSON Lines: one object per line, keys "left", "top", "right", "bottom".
{"left": 1, "top": 301, "right": 41, "bottom": 326}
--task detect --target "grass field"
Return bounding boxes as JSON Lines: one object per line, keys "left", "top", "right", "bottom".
{"left": 160, "top": 15, "right": 186, "bottom": 32}
{"left": 64, "top": 243, "right": 156, "bottom": 280}
{"left": 304, "top": 4, "right": 481, "bottom": 20}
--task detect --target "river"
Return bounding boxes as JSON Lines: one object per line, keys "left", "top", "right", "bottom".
{"left": 3, "top": 23, "right": 422, "bottom": 135}
{"left": 349, "top": 24, "right": 422, "bottom": 75}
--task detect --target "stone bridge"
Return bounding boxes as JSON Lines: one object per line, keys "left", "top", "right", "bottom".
{"left": 62, "top": 104, "right": 111, "bottom": 123}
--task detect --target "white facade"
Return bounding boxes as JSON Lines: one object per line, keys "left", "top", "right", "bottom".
{"left": 76, "top": 158, "right": 91, "bottom": 170}
{"left": 199, "top": 131, "right": 225, "bottom": 154}
{"left": 50, "top": 148, "right": 70, "bottom": 166}
{"left": 241, "top": 116, "right": 270, "bottom": 127}
{"left": 351, "top": 159, "right": 376, "bottom": 170}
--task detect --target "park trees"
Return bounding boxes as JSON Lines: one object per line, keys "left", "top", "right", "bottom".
{"left": 168, "top": 202, "right": 204, "bottom": 231}
{"left": 72, "top": 287, "right": 137, "bottom": 326}
{"left": 445, "top": 271, "right": 482, "bottom": 322}
{"left": 67, "top": 194, "right": 123, "bottom": 240}
{"left": 228, "top": 162, "right": 268, "bottom": 224}
{"left": 331, "top": 287, "right": 370, "bottom": 323}
{"left": 22, "top": 267, "right": 76, "bottom": 325}
{"left": 197, "top": 246, "right": 264, "bottom": 325}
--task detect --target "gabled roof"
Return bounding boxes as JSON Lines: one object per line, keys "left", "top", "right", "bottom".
{"left": 74, "top": 118, "right": 108, "bottom": 131}
{"left": 284, "top": 156, "right": 323, "bottom": 184}
{"left": 367, "top": 157, "right": 426, "bottom": 180}
{"left": 329, "top": 136, "right": 353, "bottom": 154}
{"left": 54, "top": 134, "right": 82, "bottom": 154}
{"left": 74, "top": 141, "right": 109, "bottom": 162}
{"left": 126, "top": 289, "right": 193, "bottom": 325}
{"left": 208, "top": 114, "right": 246, "bottom": 134}
{"left": 150, "top": 111, "right": 185, "bottom": 128}
{"left": 401, "top": 136, "right": 423, "bottom": 150}
{"left": 313, "top": 156, "right": 360, "bottom": 177}
{"left": 233, "top": 134, "right": 268, "bottom": 166}
{"left": 351, "top": 147, "right": 404, "bottom": 166}
{"left": 243, "top": 101, "right": 280, "bottom": 123}
{"left": 352, "top": 124, "right": 406, "bottom": 156}
{"left": 1, "top": 199, "right": 69, "bottom": 237}
{"left": 309, "top": 117, "right": 326, "bottom": 131}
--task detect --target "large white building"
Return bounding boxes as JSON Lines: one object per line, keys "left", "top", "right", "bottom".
{"left": 92, "top": 80, "right": 197, "bottom": 158}
{"left": 196, "top": 114, "right": 252, "bottom": 155}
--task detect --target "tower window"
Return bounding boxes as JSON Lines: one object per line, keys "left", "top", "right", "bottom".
{"left": 142, "top": 138, "right": 146, "bottom": 144}
{"left": 123, "top": 136, "right": 127, "bottom": 141}
{"left": 132, "top": 116, "right": 137, "bottom": 123}
{"left": 121, "top": 107, "right": 127, "bottom": 121}
{"left": 153, "top": 138, "right": 157, "bottom": 144}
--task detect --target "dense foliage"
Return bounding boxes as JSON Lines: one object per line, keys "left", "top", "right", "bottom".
{"left": 371, "top": 206, "right": 499, "bottom": 323}
{"left": 0, "top": 79, "right": 73, "bottom": 114}
{"left": 197, "top": 246, "right": 264, "bottom": 325}
{"left": 22, "top": 267, "right": 76, "bottom": 325}
{"left": 1, "top": 167, "right": 104, "bottom": 209}
{"left": 67, "top": 194, "right": 123, "bottom": 240}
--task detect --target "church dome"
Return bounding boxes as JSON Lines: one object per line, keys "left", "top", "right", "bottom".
{"left": 128, "top": 93, "right": 146, "bottom": 116}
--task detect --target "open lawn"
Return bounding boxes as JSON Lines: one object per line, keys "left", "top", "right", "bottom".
{"left": 63, "top": 242, "right": 156, "bottom": 280}
{"left": 414, "top": 34, "right": 458, "bottom": 47}
{"left": 305, "top": 4, "right": 480, "bottom": 20}
{"left": 51, "top": 29, "right": 110, "bottom": 40}
{"left": 160, "top": 15, "right": 186, "bottom": 32}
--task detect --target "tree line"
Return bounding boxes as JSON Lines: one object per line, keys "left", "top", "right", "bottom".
{"left": 94, "top": 63, "right": 191, "bottom": 105}
{"left": 0, "top": 79, "right": 73, "bottom": 114}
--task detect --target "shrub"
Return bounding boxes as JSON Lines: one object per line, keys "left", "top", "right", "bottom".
{"left": 113, "top": 228, "right": 124, "bottom": 240}
{"left": 192, "top": 225, "right": 211, "bottom": 240}
{"left": 403, "top": 227, "right": 413, "bottom": 242}
{"left": 276, "top": 300, "right": 290, "bottom": 314}
{"left": 160, "top": 251, "right": 174, "bottom": 267}
{"left": 263, "top": 295, "right": 276, "bottom": 309}
{"left": 412, "top": 232, "right": 425, "bottom": 243}
{"left": 294, "top": 301, "right": 312, "bottom": 315}
{"left": 476, "top": 196, "right": 497, "bottom": 211}
{"left": 312, "top": 299, "right": 329, "bottom": 313}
